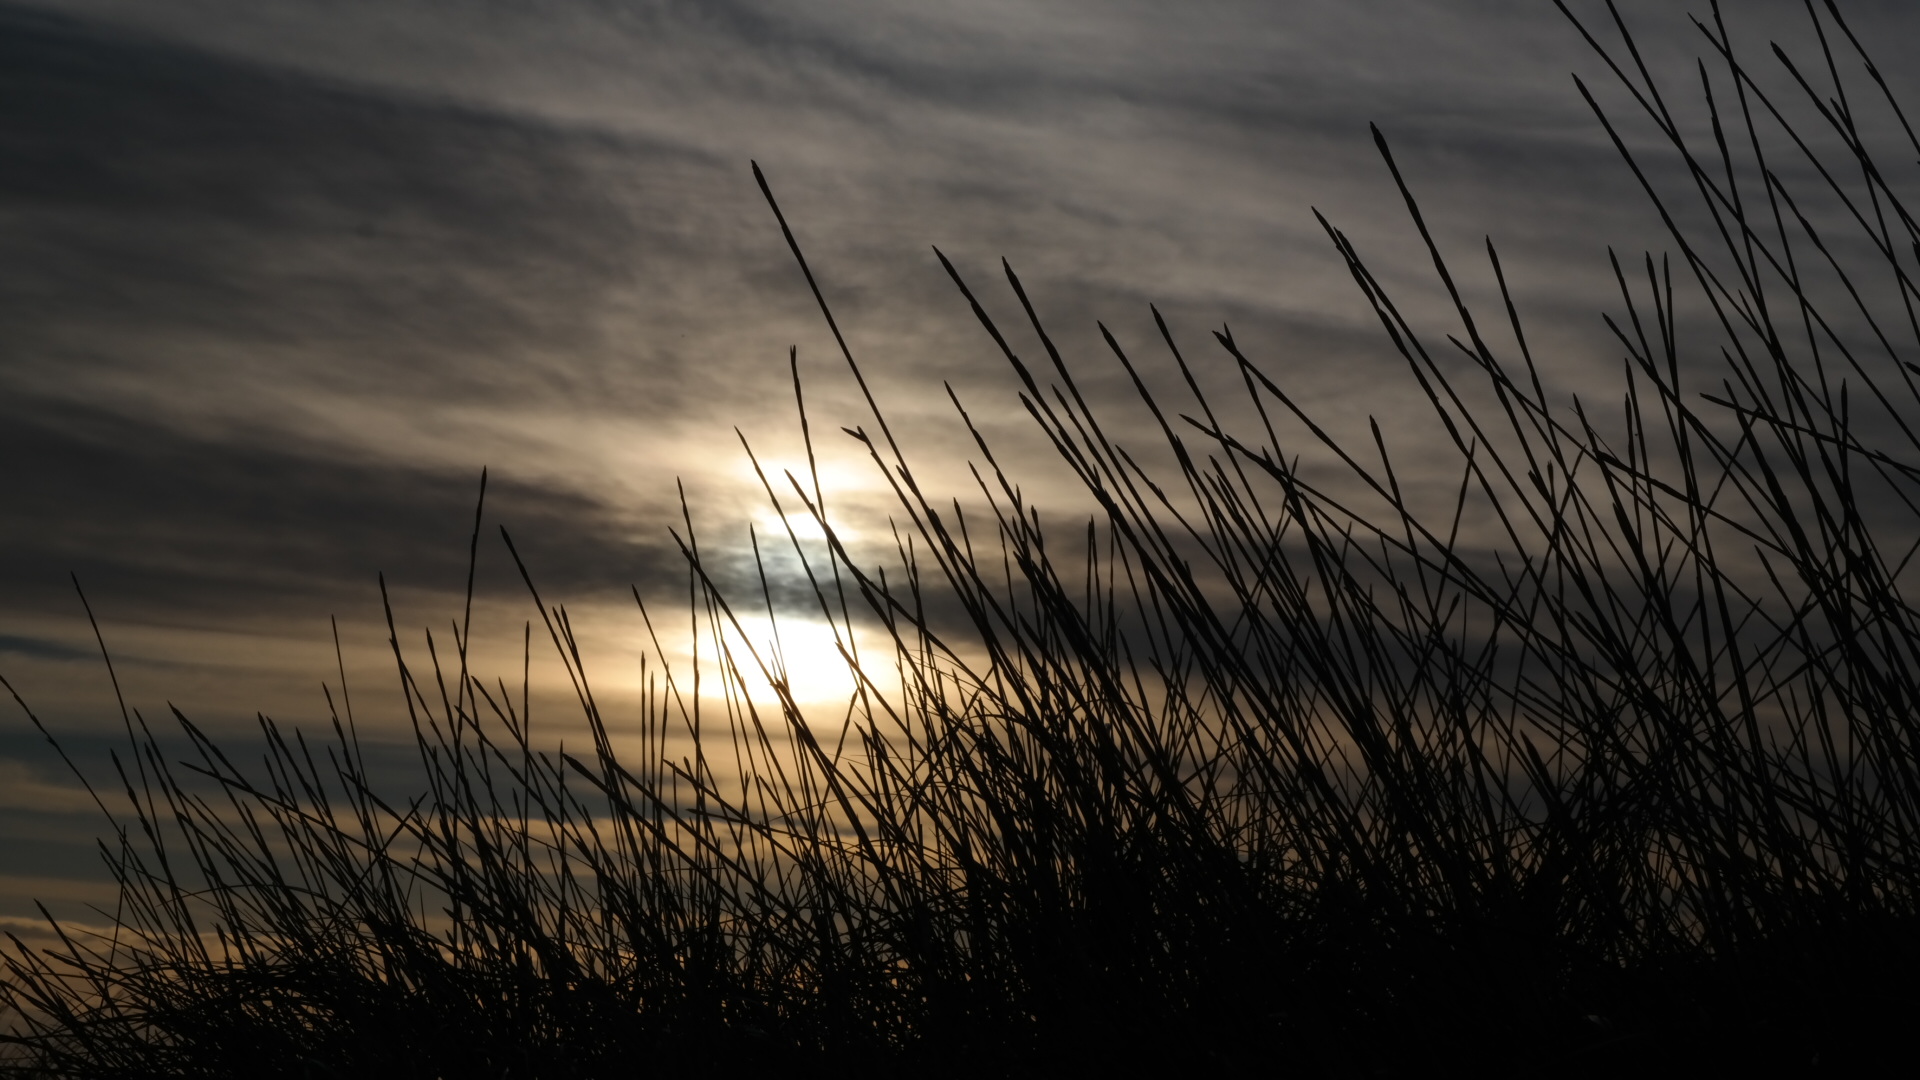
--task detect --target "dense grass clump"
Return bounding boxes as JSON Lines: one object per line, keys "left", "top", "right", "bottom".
{"left": 6, "top": 2, "right": 1919, "bottom": 1075}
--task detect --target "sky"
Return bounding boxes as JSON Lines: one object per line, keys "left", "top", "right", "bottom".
{"left": 2, "top": 0, "right": 1915, "bottom": 929}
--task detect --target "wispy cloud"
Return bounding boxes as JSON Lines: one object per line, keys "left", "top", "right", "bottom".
{"left": 2, "top": 0, "right": 1914, "bottom": 791}
{"left": 0, "top": 761, "right": 96, "bottom": 814}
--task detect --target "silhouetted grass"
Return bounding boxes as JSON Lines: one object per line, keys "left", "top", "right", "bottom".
{"left": 5, "top": 2, "right": 1918, "bottom": 1075}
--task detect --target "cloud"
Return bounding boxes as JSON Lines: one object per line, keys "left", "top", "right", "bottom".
{"left": 0, "top": 760, "right": 97, "bottom": 814}
{"left": 0, "top": 636, "right": 92, "bottom": 663}
{"left": 0, "top": 0, "right": 1913, "bottom": 749}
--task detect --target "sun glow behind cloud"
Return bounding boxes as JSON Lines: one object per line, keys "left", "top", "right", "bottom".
{"left": 720, "top": 614, "right": 877, "bottom": 710}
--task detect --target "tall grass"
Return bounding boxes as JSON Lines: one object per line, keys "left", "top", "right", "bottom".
{"left": 6, "top": 1, "right": 1917, "bottom": 1074}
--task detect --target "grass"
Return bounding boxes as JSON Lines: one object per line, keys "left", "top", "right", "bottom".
{"left": 5, "top": 1, "right": 1919, "bottom": 1074}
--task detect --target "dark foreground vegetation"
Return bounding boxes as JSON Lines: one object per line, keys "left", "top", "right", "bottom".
{"left": 6, "top": 2, "right": 1918, "bottom": 1075}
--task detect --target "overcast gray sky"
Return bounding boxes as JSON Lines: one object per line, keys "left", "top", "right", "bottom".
{"left": 2, "top": 0, "right": 1914, "bottom": 925}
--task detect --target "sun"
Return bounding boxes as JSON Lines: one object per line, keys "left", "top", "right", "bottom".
{"left": 723, "top": 614, "right": 869, "bottom": 709}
